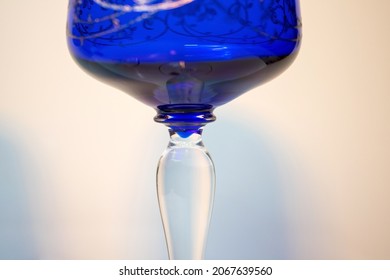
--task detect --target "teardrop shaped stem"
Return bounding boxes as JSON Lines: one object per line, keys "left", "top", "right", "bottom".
{"left": 156, "top": 128, "right": 215, "bottom": 260}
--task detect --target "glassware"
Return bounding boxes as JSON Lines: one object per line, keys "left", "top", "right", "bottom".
{"left": 67, "top": 0, "right": 301, "bottom": 259}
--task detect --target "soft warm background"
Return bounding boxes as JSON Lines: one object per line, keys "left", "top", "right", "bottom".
{"left": 0, "top": 1, "right": 389, "bottom": 259}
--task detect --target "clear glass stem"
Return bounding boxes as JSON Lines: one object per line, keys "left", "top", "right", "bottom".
{"left": 156, "top": 129, "right": 215, "bottom": 260}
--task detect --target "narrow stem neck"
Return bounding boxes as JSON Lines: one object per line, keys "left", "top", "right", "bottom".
{"left": 154, "top": 104, "right": 216, "bottom": 136}
{"left": 168, "top": 128, "right": 204, "bottom": 146}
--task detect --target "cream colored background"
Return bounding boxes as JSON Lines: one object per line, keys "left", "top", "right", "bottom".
{"left": 0, "top": 1, "right": 389, "bottom": 259}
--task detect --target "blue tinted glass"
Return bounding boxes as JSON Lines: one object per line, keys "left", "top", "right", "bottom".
{"left": 68, "top": 0, "right": 301, "bottom": 62}
{"left": 67, "top": 0, "right": 301, "bottom": 127}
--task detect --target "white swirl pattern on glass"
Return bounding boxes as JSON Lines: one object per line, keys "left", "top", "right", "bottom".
{"left": 93, "top": 0, "right": 195, "bottom": 12}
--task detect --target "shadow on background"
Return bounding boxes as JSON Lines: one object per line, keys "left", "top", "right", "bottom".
{"left": 0, "top": 113, "right": 294, "bottom": 259}
{"left": 205, "top": 114, "right": 292, "bottom": 259}
{"left": 0, "top": 126, "right": 38, "bottom": 259}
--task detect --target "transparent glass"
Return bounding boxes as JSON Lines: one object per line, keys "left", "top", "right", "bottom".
{"left": 157, "top": 130, "right": 215, "bottom": 259}
{"left": 67, "top": 0, "right": 301, "bottom": 259}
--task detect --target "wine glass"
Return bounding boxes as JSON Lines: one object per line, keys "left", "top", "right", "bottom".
{"left": 67, "top": 0, "right": 301, "bottom": 260}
